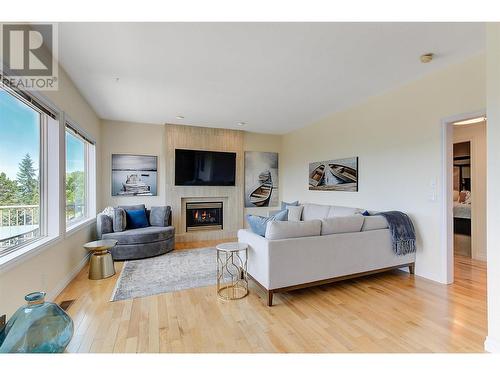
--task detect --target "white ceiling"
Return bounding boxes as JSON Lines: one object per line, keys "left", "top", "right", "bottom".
{"left": 58, "top": 23, "right": 485, "bottom": 134}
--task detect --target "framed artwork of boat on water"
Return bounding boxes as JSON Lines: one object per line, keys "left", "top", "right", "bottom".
{"left": 245, "top": 151, "right": 279, "bottom": 208}
{"left": 308, "top": 157, "right": 358, "bottom": 192}
{"left": 112, "top": 154, "right": 158, "bottom": 196}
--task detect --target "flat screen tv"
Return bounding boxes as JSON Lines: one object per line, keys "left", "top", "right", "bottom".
{"left": 175, "top": 149, "right": 236, "bottom": 186}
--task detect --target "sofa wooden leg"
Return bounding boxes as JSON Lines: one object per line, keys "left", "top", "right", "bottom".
{"left": 267, "top": 291, "right": 273, "bottom": 307}
{"left": 409, "top": 264, "right": 415, "bottom": 275}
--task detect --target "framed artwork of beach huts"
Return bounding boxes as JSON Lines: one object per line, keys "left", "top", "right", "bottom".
{"left": 244, "top": 151, "right": 279, "bottom": 208}
{"left": 308, "top": 157, "right": 358, "bottom": 192}
{"left": 111, "top": 154, "right": 158, "bottom": 196}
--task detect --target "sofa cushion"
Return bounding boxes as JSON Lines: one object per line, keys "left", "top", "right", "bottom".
{"left": 246, "top": 209, "right": 288, "bottom": 236}
{"left": 265, "top": 219, "right": 321, "bottom": 240}
{"left": 301, "top": 203, "right": 331, "bottom": 221}
{"left": 119, "top": 204, "right": 149, "bottom": 229}
{"left": 113, "top": 208, "right": 127, "bottom": 232}
{"left": 326, "top": 205, "right": 363, "bottom": 217}
{"left": 321, "top": 215, "right": 365, "bottom": 235}
{"left": 281, "top": 200, "right": 299, "bottom": 210}
{"left": 97, "top": 213, "right": 114, "bottom": 238}
{"left": 361, "top": 216, "right": 389, "bottom": 231}
{"left": 102, "top": 226, "right": 175, "bottom": 245}
{"left": 119, "top": 204, "right": 146, "bottom": 212}
{"left": 287, "top": 205, "right": 303, "bottom": 221}
{"left": 125, "top": 209, "right": 149, "bottom": 229}
{"left": 150, "top": 206, "right": 171, "bottom": 227}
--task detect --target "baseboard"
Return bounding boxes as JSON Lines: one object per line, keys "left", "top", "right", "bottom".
{"left": 46, "top": 253, "right": 90, "bottom": 302}
{"left": 484, "top": 336, "right": 500, "bottom": 353}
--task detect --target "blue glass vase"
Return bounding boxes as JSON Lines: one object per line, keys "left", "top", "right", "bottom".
{"left": 0, "top": 292, "right": 74, "bottom": 353}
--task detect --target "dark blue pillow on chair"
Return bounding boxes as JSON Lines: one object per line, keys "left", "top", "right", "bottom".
{"left": 125, "top": 209, "right": 149, "bottom": 229}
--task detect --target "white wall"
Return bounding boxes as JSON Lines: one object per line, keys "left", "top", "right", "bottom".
{"left": 100, "top": 122, "right": 282, "bottom": 232}
{"left": 281, "top": 55, "right": 486, "bottom": 283}
{"left": 453, "top": 122, "right": 487, "bottom": 261}
{"left": 0, "top": 67, "right": 101, "bottom": 318}
{"left": 101, "top": 120, "right": 166, "bottom": 208}
{"left": 485, "top": 23, "right": 500, "bottom": 353}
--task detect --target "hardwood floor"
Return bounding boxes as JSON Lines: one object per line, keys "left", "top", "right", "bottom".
{"left": 55, "top": 241, "right": 487, "bottom": 353}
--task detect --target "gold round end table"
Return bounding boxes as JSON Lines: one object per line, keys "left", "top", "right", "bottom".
{"left": 83, "top": 240, "right": 118, "bottom": 280}
{"left": 215, "top": 242, "right": 249, "bottom": 300}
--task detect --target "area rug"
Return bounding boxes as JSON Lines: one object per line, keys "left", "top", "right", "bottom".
{"left": 110, "top": 247, "right": 217, "bottom": 301}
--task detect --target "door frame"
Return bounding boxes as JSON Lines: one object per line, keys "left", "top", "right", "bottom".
{"left": 441, "top": 109, "right": 485, "bottom": 284}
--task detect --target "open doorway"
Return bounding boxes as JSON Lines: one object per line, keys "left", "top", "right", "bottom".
{"left": 453, "top": 140, "right": 472, "bottom": 257}
{"left": 442, "top": 113, "right": 487, "bottom": 284}
{"left": 452, "top": 118, "right": 487, "bottom": 263}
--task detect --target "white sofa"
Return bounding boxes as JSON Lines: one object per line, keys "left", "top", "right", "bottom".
{"left": 238, "top": 203, "right": 416, "bottom": 306}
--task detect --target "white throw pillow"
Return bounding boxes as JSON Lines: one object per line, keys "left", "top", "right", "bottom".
{"left": 321, "top": 215, "right": 365, "bottom": 235}
{"left": 101, "top": 206, "right": 115, "bottom": 218}
{"left": 287, "top": 205, "right": 303, "bottom": 221}
{"left": 265, "top": 220, "right": 321, "bottom": 240}
{"left": 361, "top": 216, "right": 389, "bottom": 231}
{"left": 464, "top": 190, "right": 472, "bottom": 204}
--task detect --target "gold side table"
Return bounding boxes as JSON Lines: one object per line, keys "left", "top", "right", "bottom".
{"left": 216, "top": 242, "right": 249, "bottom": 300}
{"left": 83, "top": 240, "right": 117, "bottom": 280}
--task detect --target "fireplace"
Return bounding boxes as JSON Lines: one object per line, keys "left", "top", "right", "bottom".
{"left": 186, "top": 202, "right": 223, "bottom": 231}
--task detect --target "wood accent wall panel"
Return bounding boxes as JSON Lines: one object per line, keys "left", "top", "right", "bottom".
{"left": 165, "top": 124, "right": 244, "bottom": 242}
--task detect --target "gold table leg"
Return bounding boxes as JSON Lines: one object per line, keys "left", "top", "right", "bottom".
{"left": 89, "top": 250, "right": 115, "bottom": 280}
{"left": 216, "top": 248, "right": 248, "bottom": 300}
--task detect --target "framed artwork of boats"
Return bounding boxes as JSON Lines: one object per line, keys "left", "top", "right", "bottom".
{"left": 245, "top": 151, "right": 279, "bottom": 208}
{"left": 308, "top": 157, "right": 358, "bottom": 192}
{"left": 112, "top": 154, "right": 158, "bottom": 196}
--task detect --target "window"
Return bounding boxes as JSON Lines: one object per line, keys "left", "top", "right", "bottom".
{"left": 65, "top": 123, "right": 96, "bottom": 228}
{"left": 1, "top": 80, "right": 97, "bottom": 260}
{"left": 65, "top": 128, "right": 86, "bottom": 224}
{"left": 0, "top": 88, "right": 43, "bottom": 254}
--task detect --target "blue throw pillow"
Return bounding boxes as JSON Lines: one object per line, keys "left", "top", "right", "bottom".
{"left": 361, "top": 210, "right": 370, "bottom": 216}
{"left": 281, "top": 200, "right": 299, "bottom": 210}
{"left": 246, "top": 209, "right": 288, "bottom": 236}
{"left": 125, "top": 209, "right": 149, "bottom": 229}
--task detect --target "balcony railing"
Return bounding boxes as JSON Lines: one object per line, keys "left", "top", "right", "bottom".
{"left": 0, "top": 205, "right": 40, "bottom": 252}
{"left": 0, "top": 204, "right": 39, "bottom": 227}
{"left": 66, "top": 202, "right": 85, "bottom": 224}
{"left": 0, "top": 203, "right": 86, "bottom": 253}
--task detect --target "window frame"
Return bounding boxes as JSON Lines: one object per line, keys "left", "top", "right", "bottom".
{"left": 0, "top": 85, "right": 48, "bottom": 256}
{"left": 64, "top": 118, "right": 96, "bottom": 232}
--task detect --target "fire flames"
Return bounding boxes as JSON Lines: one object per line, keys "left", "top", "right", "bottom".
{"left": 194, "top": 210, "right": 211, "bottom": 222}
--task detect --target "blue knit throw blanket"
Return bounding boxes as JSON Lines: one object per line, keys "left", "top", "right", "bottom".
{"left": 376, "top": 211, "right": 416, "bottom": 255}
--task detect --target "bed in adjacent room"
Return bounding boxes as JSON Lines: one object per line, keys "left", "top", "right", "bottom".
{"left": 453, "top": 190, "right": 471, "bottom": 236}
